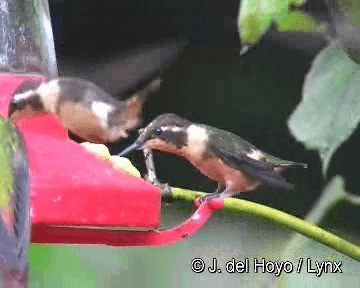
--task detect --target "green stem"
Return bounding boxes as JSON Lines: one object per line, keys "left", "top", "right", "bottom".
{"left": 170, "top": 187, "right": 360, "bottom": 261}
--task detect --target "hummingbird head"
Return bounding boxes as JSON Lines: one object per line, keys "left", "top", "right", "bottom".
{"left": 118, "top": 113, "right": 192, "bottom": 156}
{"left": 9, "top": 80, "right": 44, "bottom": 119}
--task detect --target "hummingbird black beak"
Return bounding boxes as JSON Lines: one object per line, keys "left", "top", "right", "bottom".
{"left": 118, "top": 141, "right": 143, "bottom": 157}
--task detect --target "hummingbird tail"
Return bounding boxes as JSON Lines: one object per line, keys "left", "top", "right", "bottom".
{"left": 125, "top": 77, "right": 161, "bottom": 105}
{"left": 262, "top": 153, "right": 308, "bottom": 169}
{"left": 239, "top": 157, "right": 294, "bottom": 190}
{"left": 277, "top": 161, "right": 308, "bottom": 169}
{"left": 122, "top": 78, "right": 161, "bottom": 130}
{"left": 256, "top": 170, "right": 294, "bottom": 190}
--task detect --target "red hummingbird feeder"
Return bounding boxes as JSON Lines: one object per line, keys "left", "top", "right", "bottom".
{"left": 0, "top": 0, "right": 220, "bottom": 248}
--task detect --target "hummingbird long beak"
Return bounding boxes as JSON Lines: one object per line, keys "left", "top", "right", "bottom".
{"left": 118, "top": 141, "right": 143, "bottom": 157}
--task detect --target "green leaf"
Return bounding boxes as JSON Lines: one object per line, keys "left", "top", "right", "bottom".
{"left": 238, "top": 0, "right": 289, "bottom": 45}
{"left": 0, "top": 119, "right": 16, "bottom": 208}
{"left": 288, "top": 45, "right": 360, "bottom": 174}
{"left": 237, "top": 0, "right": 324, "bottom": 46}
{"left": 240, "top": 13, "right": 273, "bottom": 45}
{"left": 0, "top": 116, "right": 30, "bottom": 284}
{"left": 0, "top": 117, "right": 29, "bottom": 240}
{"left": 276, "top": 11, "right": 326, "bottom": 33}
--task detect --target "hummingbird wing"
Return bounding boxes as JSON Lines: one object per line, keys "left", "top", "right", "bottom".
{"left": 83, "top": 39, "right": 186, "bottom": 97}
{"left": 0, "top": 119, "right": 30, "bottom": 287}
{"left": 205, "top": 126, "right": 293, "bottom": 190}
{"left": 122, "top": 78, "right": 162, "bottom": 131}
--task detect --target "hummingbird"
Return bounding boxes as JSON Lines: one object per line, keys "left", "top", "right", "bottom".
{"left": 119, "top": 113, "right": 307, "bottom": 200}
{"left": 9, "top": 76, "right": 161, "bottom": 143}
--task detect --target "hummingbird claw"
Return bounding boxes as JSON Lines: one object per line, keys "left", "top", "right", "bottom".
{"left": 158, "top": 182, "right": 173, "bottom": 202}
{"left": 145, "top": 175, "right": 172, "bottom": 198}
{"left": 197, "top": 196, "right": 206, "bottom": 205}
{"left": 198, "top": 194, "right": 214, "bottom": 203}
{"left": 160, "top": 183, "right": 172, "bottom": 197}
{"left": 195, "top": 194, "right": 224, "bottom": 210}
{"left": 198, "top": 193, "right": 221, "bottom": 204}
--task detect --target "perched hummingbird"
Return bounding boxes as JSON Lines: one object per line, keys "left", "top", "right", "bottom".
{"left": 119, "top": 113, "right": 307, "bottom": 200}
{"left": 9, "top": 76, "right": 161, "bottom": 143}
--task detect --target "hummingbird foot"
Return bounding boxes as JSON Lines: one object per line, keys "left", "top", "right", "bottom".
{"left": 142, "top": 147, "right": 172, "bottom": 198}
{"left": 195, "top": 183, "right": 225, "bottom": 205}
{"left": 145, "top": 176, "right": 172, "bottom": 197}
{"left": 197, "top": 193, "right": 221, "bottom": 204}
{"left": 194, "top": 193, "right": 224, "bottom": 210}
{"left": 160, "top": 183, "right": 172, "bottom": 197}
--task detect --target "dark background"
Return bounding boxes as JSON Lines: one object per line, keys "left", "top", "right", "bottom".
{"left": 30, "top": 1, "right": 359, "bottom": 286}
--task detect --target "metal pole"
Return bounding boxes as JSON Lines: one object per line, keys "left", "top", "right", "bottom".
{"left": 0, "top": 0, "right": 57, "bottom": 78}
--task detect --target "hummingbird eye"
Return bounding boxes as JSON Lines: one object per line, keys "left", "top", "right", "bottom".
{"left": 153, "top": 127, "right": 163, "bottom": 136}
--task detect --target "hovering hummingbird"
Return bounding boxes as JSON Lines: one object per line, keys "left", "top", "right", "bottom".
{"left": 9, "top": 76, "right": 161, "bottom": 143}
{"left": 119, "top": 113, "right": 307, "bottom": 201}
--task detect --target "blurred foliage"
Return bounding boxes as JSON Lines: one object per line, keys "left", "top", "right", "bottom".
{"left": 276, "top": 11, "right": 325, "bottom": 33}
{"left": 238, "top": 0, "right": 360, "bottom": 213}
{"left": 0, "top": 118, "right": 18, "bottom": 208}
{"left": 328, "top": 0, "right": 360, "bottom": 62}
{"left": 237, "top": 0, "right": 360, "bottom": 286}
{"left": 281, "top": 176, "right": 355, "bottom": 260}
{"left": 279, "top": 178, "right": 359, "bottom": 287}
{"left": 0, "top": 116, "right": 30, "bottom": 286}
{"left": 288, "top": 45, "right": 360, "bottom": 174}
{"left": 30, "top": 245, "right": 97, "bottom": 287}
{"left": 238, "top": 0, "right": 324, "bottom": 45}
